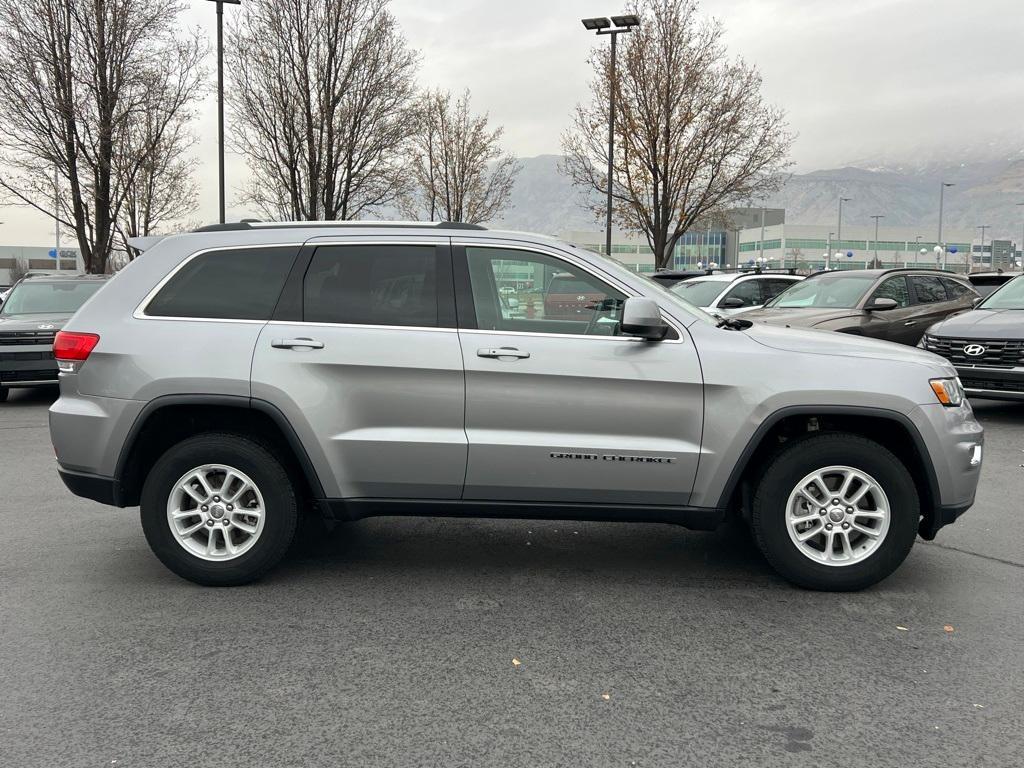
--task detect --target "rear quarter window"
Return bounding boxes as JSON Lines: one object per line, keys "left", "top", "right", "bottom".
{"left": 145, "top": 247, "right": 297, "bottom": 320}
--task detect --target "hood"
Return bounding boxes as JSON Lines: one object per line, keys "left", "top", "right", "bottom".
{"left": 927, "top": 308, "right": 1024, "bottom": 338}
{"left": 0, "top": 313, "right": 71, "bottom": 332}
{"left": 746, "top": 322, "right": 951, "bottom": 370}
{"left": 741, "top": 307, "right": 862, "bottom": 328}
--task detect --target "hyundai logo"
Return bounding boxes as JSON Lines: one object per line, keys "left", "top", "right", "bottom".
{"left": 963, "top": 344, "right": 986, "bottom": 357}
{"left": 37, "top": 324, "right": 54, "bottom": 330}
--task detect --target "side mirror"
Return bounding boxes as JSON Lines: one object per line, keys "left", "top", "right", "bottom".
{"left": 972, "top": 296, "right": 983, "bottom": 306}
{"left": 621, "top": 297, "right": 669, "bottom": 340}
{"left": 720, "top": 296, "right": 745, "bottom": 309}
{"left": 866, "top": 297, "right": 898, "bottom": 311}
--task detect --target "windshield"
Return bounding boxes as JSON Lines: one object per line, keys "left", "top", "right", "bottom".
{"left": 669, "top": 279, "right": 727, "bottom": 307}
{"left": 0, "top": 281, "right": 104, "bottom": 316}
{"left": 978, "top": 276, "right": 1024, "bottom": 310}
{"left": 766, "top": 273, "right": 876, "bottom": 309}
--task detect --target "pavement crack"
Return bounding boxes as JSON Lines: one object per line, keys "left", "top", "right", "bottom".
{"left": 920, "top": 539, "right": 1024, "bottom": 569}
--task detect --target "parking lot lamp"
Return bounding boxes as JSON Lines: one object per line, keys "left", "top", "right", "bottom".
{"left": 937, "top": 182, "right": 954, "bottom": 269}
{"left": 207, "top": 0, "right": 241, "bottom": 225}
{"left": 870, "top": 215, "right": 884, "bottom": 265}
{"left": 581, "top": 14, "right": 640, "bottom": 260}
{"left": 837, "top": 197, "right": 851, "bottom": 243}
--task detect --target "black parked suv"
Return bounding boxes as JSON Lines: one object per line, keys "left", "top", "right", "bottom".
{"left": 921, "top": 274, "right": 1024, "bottom": 401}
{"left": 0, "top": 274, "right": 108, "bottom": 402}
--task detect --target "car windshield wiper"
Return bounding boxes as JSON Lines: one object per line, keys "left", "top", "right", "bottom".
{"left": 714, "top": 315, "right": 753, "bottom": 330}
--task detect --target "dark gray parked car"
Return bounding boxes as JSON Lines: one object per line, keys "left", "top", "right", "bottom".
{"left": 921, "top": 274, "right": 1024, "bottom": 401}
{"left": 0, "top": 274, "right": 108, "bottom": 402}
{"left": 743, "top": 268, "right": 978, "bottom": 345}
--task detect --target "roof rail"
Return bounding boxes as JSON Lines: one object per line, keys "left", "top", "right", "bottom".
{"left": 191, "top": 220, "right": 488, "bottom": 233}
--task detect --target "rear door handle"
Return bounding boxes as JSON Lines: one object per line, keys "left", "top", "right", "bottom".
{"left": 477, "top": 346, "right": 530, "bottom": 360}
{"left": 272, "top": 337, "right": 324, "bottom": 350}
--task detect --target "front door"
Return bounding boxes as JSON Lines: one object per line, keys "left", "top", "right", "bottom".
{"left": 251, "top": 239, "right": 467, "bottom": 500}
{"left": 862, "top": 275, "right": 920, "bottom": 344}
{"left": 455, "top": 243, "right": 704, "bottom": 507}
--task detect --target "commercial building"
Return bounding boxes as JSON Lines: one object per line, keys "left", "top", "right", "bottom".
{"left": 0, "top": 246, "right": 82, "bottom": 286}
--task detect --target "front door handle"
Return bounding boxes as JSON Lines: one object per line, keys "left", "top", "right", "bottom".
{"left": 903, "top": 321, "right": 916, "bottom": 326}
{"left": 477, "top": 346, "right": 530, "bottom": 360}
{"left": 272, "top": 337, "right": 324, "bottom": 350}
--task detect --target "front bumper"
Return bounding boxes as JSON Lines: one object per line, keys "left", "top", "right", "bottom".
{"left": 0, "top": 344, "right": 58, "bottom": 387}
{"left": 956, "top": 365, "right": 1024, "bottom": 402}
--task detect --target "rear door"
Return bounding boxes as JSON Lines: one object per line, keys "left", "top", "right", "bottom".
{"left": 455, "top": 242, "right": 704, "bottom": 507}
{"left": 250, "top": 237, "right": 467, "bottom": 500}
{"left": 908, "top": 274, "right": 957, "bottom": 338}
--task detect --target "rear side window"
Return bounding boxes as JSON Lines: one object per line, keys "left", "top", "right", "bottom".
{"left": 763, "top": 279, "right": 797, "bottom": 301}
{"left": 146, "top": 247, "right": 296, "bottom": 320}
{"left": 910, "top": 275, "right": 948, "bottom": 304}
{"left": 721, "top": 279, "right": 762, "bottom": 307}
{"left": 303, "top": 245, "right": 438, "bottom": 327}
{"left": 941, "top": 278, "right": 972, "bottom": 299}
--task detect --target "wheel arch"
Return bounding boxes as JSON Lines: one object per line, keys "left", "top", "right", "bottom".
{"left": 719, "top": 405, "right": 940, "bottom": 527}
{"left": 114, "top": 394, "right": 325, "bottom": 508}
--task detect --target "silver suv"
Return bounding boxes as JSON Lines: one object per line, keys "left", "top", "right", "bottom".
{"left": 49, "top": 222, "right": 984, "bottom": 590}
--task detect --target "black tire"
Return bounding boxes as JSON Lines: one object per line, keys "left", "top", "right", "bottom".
{"left": 140, "top": 432, "right": 298, "bottom": 586}
{"left": 751, "top": 433, "right": 919, "bottom": 591}
{"left": 0, "top": 386, "right": 8, "bottom": 403}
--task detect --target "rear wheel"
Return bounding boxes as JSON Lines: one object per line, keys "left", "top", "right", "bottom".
{"left": 140, "top": 432, "right": 298, "bottom": 586}
{"left": 751, "top": 433, "right": 918, "bottom": 591}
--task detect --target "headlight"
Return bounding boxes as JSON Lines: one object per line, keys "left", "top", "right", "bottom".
{"left": 929, "top": 377, "right": 964, "bottom": 407}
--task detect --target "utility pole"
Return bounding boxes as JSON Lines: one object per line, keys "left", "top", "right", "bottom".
{"left": 871, "top": 215, "right": 884, "bottom": 267}
{"left": 207, "top": 0, "right": 241, "bottom": 225}
{"left": 759, "top": 207, "right": 766, "bottom": 265}
{"left": 938, "top": 182, "right": 954, "bottom": 270}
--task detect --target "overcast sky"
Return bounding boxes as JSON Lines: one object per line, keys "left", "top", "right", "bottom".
{"left": 3, "top": 0, "right": 1021, "bottom": 245}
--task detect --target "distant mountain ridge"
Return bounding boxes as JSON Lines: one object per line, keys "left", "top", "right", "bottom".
{"left": 494, "top": 147, "right": 1024, "bottom": 241}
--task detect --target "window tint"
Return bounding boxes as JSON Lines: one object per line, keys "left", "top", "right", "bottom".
{"left": 941, "top": 278, "right": 972, "bottom": 299}
{"left": 466, "top": 247, "right": 626, "bottom": 336}
{"left": 870, "top": 276, "right": 911, "bottom": 308}
{"left": 146, "top": 247, "right": 296, "bottom": 320}
{"left": 763, "top": 279, "right": 797, "bottom": 301}
{"left": 911, "top": 275, "right": 948, "bottom": 304}
{"left": 721, "top": 279, "right": 762, "bottom": 307}
{"left": 304, "top": 245, "right": 438, "bottom": 327}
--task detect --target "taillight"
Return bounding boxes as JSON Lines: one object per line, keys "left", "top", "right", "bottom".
{"left": 53, "top": 331, "right": 100, "bottom": 362}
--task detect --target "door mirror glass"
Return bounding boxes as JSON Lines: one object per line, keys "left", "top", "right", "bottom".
{"left": 867, "top": 297, "right": 899, "bottom": 311}
{"left": 720, "top": 296, "right": 746, "bottom": 309}
{"left": 621, "top": 297, "right": 669, "bottom": 339}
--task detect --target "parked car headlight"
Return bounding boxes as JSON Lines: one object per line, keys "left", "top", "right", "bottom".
{"left": 929, "top": 377, "right": 964, "bottom": 407}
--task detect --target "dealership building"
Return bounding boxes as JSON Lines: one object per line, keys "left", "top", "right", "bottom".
{"left": 0, "top": 245, "right": 82, "bottom": 286}
{"left": 561, "top": 209, "right": 1019, "bottom": 274}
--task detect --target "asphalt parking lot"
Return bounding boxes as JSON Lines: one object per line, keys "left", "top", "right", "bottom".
{"left": 2, "top": 387, "right": 1022, "bottom": 768}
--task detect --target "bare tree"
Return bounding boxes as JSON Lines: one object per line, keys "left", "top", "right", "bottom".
{"left": 228, "top": 0, "right": 419, "bottom": 221}
{"left": 400, "top": 89, "right": 519, "bottom": 224}
{"left": 562, "top": 0, "right": 793, "bottom": 269}
{"left": 0, "top": 0, "right": 205, "bottom": 274}
{"left": 8, "top": 257, "right": 29, "bottom": 284}
{"left": 115, "top": 76, "right": 201, "bottom": 256}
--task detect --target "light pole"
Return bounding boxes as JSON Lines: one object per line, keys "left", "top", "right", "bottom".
{"left": 1016, "top": 202, "right": 1024, "bottom": 269}
{"left": 207, "top": 0, "right": 241, "bottom": 225}
{"left": 937, "top": 181, "right": 954, "bottom": 269}
{"left": 582, "top": 15, "right": 640, "bottom": 260}
{"left": 826, "top": 231, "right": 835, "bottom": 270}
{"left": 870, "top": 215, "right": 884, "bottom": 266}
{"left": 976, "top": 225, "right": 990, "bottom": 269}
{"left": 759, "top": 206, "right": 766, "bottom": 265}
{"left": 837, "top": 197, "right": 851, "bottom": 245}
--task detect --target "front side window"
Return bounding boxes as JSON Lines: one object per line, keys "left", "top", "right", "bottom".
{"left": 720, "top": 279, "right": 763, "bottom": 308}
{"left": 466, "top": 247, "right": 626, "bottom": 336}
{"left": 911, "top": 275, "right": 948, "bottom": 304}
{"left": 767, "top": 273, "right": 876, "bottom": 309}
{"left": 0, "top": 281, "right": 103, "bottom": 316}
{"left": 870, "top": 276, "right": 911, "bottom": 308}
{"left": 146, "top": 247, "right": 296, "bottom": 320}
{"left": 304, "top": 245, "right": 438, "bottom": 327}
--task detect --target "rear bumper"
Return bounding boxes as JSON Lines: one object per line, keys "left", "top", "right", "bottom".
{"left": 919, "top": 501, "right": 973, "bottom": 540}
{"left": 58, "top": 468, "right": 120, "bottom": 506}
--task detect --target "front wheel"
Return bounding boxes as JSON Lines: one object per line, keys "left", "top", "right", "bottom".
{"left": 140, "top": 432, "right": 298, "bottom": 586}
{"left": 751, "top": 433, "right": 919, "bottom": 591}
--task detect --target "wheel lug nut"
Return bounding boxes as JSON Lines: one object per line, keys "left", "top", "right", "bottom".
{"left": 206, "top": 519, "right": 214, "bottom": 527}
{"left": 826, "top": 524, "right": 833, "bottom": 530}
{"left": 213, "top": 496, "right": 221, "bottom": 502}
{"left": 201, "top": 505, "right": 208, "bottom": 512}
{"left": 842, "top": 523, "right": 850, "bottom": 529}
{"left": 831, "top": 498, "right": 839, "bottom": 505}
{"left": 846, "top": 507, "right": 853, "bottom": 513}
{"left": 226, "top": 504, "right": 233, "bottom": 511}
{"left": 819, "top": 509, "right": 827, "bottom": 516}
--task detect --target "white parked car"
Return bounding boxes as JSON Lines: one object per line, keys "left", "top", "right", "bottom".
{"left": 670, "top": 271, "right": 803, "bottom": 315}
